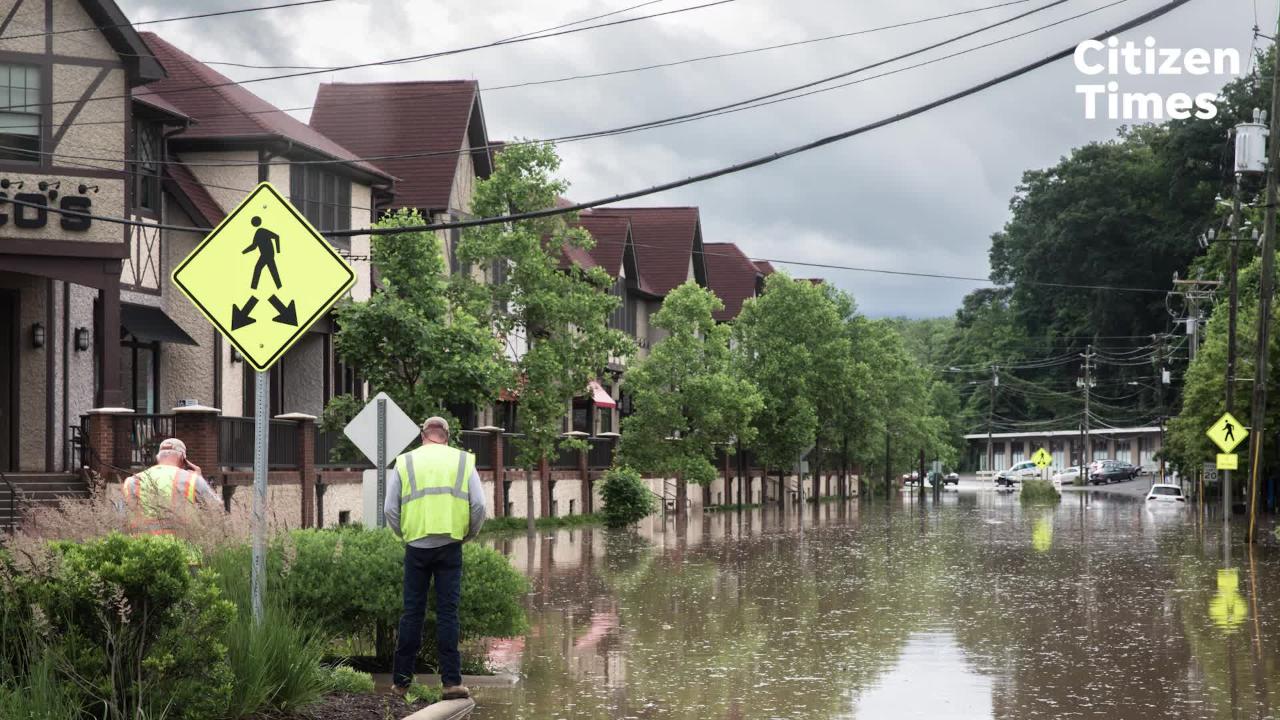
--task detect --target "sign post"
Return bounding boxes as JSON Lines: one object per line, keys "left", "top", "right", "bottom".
{"left": 1206, "top": 411, "right": 1248, "bottom": 559}
{"left": 342, "top": 391, "right": 420, "bottom": 529}
{"left": 172, "top": 182, "right": 356, "bottom": 622}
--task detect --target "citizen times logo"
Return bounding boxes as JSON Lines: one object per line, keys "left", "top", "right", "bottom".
{"left": 1074, "top": 37, "right": 1241, "bottom": 120}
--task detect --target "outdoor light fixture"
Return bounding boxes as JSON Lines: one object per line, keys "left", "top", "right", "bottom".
{"left": 30, "top": 322, "right": 45, "bottom": 349}
{"left": 74, "top": 327, "right": 90, "bottom": 352}
{"left": 0, "top": 178, "right": 22, "bottom": 190}
{"left": 230, "top": 347, "right": 242, "bottom": 363}
{"left": 77, "top": 184, "right": 98, "bottom": 194}
{"left": 37, "top": 180, "right": 59, "bottom": 192}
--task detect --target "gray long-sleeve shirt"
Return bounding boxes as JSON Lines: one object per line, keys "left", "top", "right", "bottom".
{"left": 384, "top": 447, "right": 487, "bottom": 547}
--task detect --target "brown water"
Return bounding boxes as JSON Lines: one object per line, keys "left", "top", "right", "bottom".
{"left": 473, "top": 488, "right": 1280, "bottom": 719}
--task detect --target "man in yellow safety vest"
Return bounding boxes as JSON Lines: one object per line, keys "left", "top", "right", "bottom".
{"left": 121, "top": 437, "right": 219, "bottom": 535}
{"left": 386, "top": 416, "right": 487, "bottom": 701}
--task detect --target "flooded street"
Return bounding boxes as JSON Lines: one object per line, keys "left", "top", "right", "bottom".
{"left": 474, "top": 487, "right": 1280, "bottom": 719}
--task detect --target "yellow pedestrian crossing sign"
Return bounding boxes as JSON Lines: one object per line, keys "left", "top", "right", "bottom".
{"left": 1032, "top": 447, "right": 1053, "bottom": 469}
{"left": 1206, "top": 412, "right": 1247, "bottom": 454}
{"left": 172, "top": 182, "right": 355, "bottom": 372}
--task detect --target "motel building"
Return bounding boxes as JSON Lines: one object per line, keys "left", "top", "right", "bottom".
{"left": 963, "top": 426, "right": 1165, "bottom": 474}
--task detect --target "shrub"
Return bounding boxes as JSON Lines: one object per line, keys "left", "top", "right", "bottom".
{"left": 273, "top": 527, "right": 529, "bottom": 658}
{"left": 406, "top": 683, "right": 442, "bottom": 704}
{"left": 599, "top": 466, "right": 656, "bottom": 528}
{"left": 321, "top": 665, "right": 376, "bottom": 694}
{"left": 1020, "top": 479, "right": 1062, "bottom": 505}
{"left": 32, "top": 533, "right": 236, "bottom": 720}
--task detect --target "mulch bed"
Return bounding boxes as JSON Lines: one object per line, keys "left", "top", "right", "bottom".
{"left": 254, "top": 693, "right": 434, "bottom": 720}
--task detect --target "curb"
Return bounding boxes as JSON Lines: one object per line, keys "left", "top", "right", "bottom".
{"left": 371, "top": 672, "right": 520, "bottom": 688}
{"left": 405, "top": 698, "right": 475, "bottom": 720}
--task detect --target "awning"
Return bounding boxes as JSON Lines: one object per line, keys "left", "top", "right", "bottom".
{"left": 588, "top": 380, "right": 616, "bottom": 408}
{"left": 121, "top": 303, "right": 198, "bottom": 345}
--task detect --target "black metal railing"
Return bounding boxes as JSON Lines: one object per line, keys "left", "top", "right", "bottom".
{"left": 0, "top": 472, "right": 16, "bottom": 534}
{"left": 67, "top": 423, "right": 84, "bottom": 471}
{"left": 551, "top": 443, "right": 579, "bottom": 470}
{"left": 219, "top": 417, "right": 300, "bottom": 468}
{"left": 458, "top": 431, "right": 494, "bottom": 470}
{"left": 127, "top": 414, "right": 176, "bottom": 467}
{"left": 314, "top": 428, "right": 372, "bottom": 468}
{"left": 588, "top": 437, "right": 615, "bottom": 469}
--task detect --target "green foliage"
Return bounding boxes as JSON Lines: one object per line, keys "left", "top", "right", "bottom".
{"left": 406, "top": 683, "right": 443, "bottom": 705}
{"left": 1019, "top": 479, "right": 1061, "bottom": 505}
{"left": 206, "top": 549, "right": 328, "bottom": 718}
{"left": 0, "top": 653, "right": 82, "bottom": 720}
{"left": 23, "top": 534, "right": 235, "bottom": 720}
{"left": 599, "top": 467, "right": 657, "bottom": 528}
{"left": 481, "top": 514, "right": 601, "bottom": 534}
{"left": 273, "top": 527, "right": 529, "bottom": 648}
{"left": 457, "top": 141, "right": 632, "bottom": 469}
{"left": 332, "top": 207, "right": 507, "bottom": 424}
{"left": 319, "top": 665, "right": 376, "bottom": 695}
{"left": 621, "top": 281, "right": 761, "bottom": 485}
{"left": 318, "top": 393, "right": 365, "bottom": 465}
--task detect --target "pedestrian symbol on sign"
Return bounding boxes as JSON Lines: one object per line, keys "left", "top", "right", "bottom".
{"left": 1205, "top": 412, "right": 1248, "bottom": 454}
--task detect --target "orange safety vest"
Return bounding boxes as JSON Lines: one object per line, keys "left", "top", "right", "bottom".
{"left": 123, "top": 465, "right": 200, "bottom": 536}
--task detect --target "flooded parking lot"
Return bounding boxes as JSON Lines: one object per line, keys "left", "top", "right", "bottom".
{"left": 475, "top": 488, "right": 1280, "bottom": 719}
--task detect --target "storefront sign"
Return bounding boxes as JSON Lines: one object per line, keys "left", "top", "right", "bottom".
{"left": 0, "top": 192, "right": 93, "bottom": 231}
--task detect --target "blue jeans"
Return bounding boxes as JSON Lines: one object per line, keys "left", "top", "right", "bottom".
{"left": 393, "top": 542, "right": 463, "bottom": 688}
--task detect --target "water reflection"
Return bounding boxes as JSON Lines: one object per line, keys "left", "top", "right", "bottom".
{"left": 473, "top": 491, "right": 1280, "bottom": 719}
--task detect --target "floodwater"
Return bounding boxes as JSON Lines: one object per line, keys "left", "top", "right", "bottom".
{"left": 473, "top": 486, "right": 1280, "bottom": 719}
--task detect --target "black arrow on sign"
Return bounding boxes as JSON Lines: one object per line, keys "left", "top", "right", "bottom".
{"left": 231, "top": 296, "right": 258, "bottom": 330}
{"left": 268, "top": 294, "right": 297, "bottom": 326}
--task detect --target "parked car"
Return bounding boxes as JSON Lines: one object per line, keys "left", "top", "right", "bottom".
{"left": 996, "top": 460, "right": 1040, "bottom": 487}
{"left": 1146, "top": 483, "right": 1187, "bottom": 505}
{"left": 944, "top": 471, "right": 960, "bottom": 485}
{"left": 1051, "top": 466, "right": 1082, "bottom": 485}
{"left": 1088, "top": 459, "right": 1139, "bottom": 484}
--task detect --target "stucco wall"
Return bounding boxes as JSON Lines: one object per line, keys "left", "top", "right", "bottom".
{"left": 51, "top": 0, "right": 117, "bottom": 60}
{"left": 0, "top": 273, "right": 47, "bottom": 470}
{"left": 449, "top": 137, "right": 477, "bottom": 214}
{"left": 281, "top": 333, "right": 323, "bottom": 416}
{"left": 159, "top": 203, "right": 217, "bottom": 410}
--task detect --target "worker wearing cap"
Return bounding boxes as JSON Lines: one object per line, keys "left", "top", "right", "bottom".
{"left": 121, "top": 438, "right": 219, "bottom": 535}
{"left": 385, "top": 416, "right": 487, "bottom": 701}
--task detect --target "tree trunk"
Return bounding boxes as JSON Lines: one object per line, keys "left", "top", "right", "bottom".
{"left": 526, "top": 466, "right": 535, "bottom": 534}
{"left": 540, "top": 455, "right": 552, "bottom": 518}
{"left": 777, "top": 469, "right": 785, "bottom": 509}
{"left": 676, "top": 472, "right": 687, "bottom": 518}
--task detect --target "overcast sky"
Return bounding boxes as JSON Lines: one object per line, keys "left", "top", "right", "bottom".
{"left": 119, "top": 0, "right": 1268, "bottom": 318}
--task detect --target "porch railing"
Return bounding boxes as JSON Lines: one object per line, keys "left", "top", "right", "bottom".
{"left": 218, "top": 417, "right": 299, "bottom": 468}
{"left": 458, "top": 430, "right": 494, "bottom": 470}
{"left": 314, "top": 428, "right": 372, "bottom": 469}
{"left": 127, "top": 414, "right": 176, "bottom": 468}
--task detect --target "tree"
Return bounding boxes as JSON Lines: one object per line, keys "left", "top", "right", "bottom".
{"left": 733, "top": 273, "right": 846, "bottom": 505}
{"left": 330, "top": 208, "right": 506, "bottom": 423}
{"left": 456, "top": 141, "right": 632, "bottom": 530}
{"left": 619, "top": 281, "right": 762, "bottom": 513}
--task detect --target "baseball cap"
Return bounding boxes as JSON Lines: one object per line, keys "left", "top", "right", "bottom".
{"left": 157, "top": 438, "right": 187, "bottom": 457}
{"left": 422, "top": 416, "right": 450, "bottom": 434}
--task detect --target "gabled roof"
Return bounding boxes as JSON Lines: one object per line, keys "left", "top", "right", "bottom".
{"left": 753, "top": 260, "right": 776, "bottom": 275}
{"left": 132, "top": 85, "right": 189, "bottom": 123}
{"left": 140, "top": 33, "right": 391, "bottom": 182}
{"left": 703, "top": 242, "right": 762, "bottom": 322}
{"left": 588, "top": 207, "right": 705, "bottom": 296}
{"left": 578, "top": 215, "right": 628, "bottom": 277}
{"left": 309, "top": 81, "right": 491, "bottom": 212}
{"left": 163, "top": 158, "right": 225, "bottom": 228}
{"left": 79, "top": 0, "right": 164, "bottom": 84}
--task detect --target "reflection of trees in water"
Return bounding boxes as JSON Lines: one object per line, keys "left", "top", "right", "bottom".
{"left": 488, "top": 501, "right": 1280, "bottom": 720}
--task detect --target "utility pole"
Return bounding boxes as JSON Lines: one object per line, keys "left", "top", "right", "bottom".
{"left": 986, "top": 366, "right": 998, "bottom": 481}
{"left": 1078, "top": 347, "right": 1095, "bottom": 475}
{"left": 1248, "top": 21, "right": 1280, "bottom": 544}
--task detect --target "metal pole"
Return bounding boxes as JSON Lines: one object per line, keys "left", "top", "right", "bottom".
{"left": 1225, "top": 179, "right": 1242, "bottom": 547}
{"left": 1082, "top": 346, "right": 1092, "bottom": 480}
{"left": 251, "top": 369, "right": 270, "bottom": 623}
{"left": 1249, "top": 23, "right": 1280, "bottom": 544}
{"left": 986, "top": 366, "right": 996, "bottom": 482}
{"left": 375, "top": 397, "right": 386, "bottom": 528}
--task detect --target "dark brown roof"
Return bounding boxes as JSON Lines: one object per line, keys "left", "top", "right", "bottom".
{"left": 704, "top": 243, "right": 762, "bottom": 322}
{"left": 753, "top": 260, "right": 776, "bottom": 275}
{"left": 309, "top": 81, "right": 491, "bottom": 212}
{"left": 132, "top": 85, "right": 189, "bottom": 122}
{"left": 80, "top": 0, "right": 165, "bottom": 84}
{"left": 140, "top": 33, "right": 390, "bottom": 181}
{"left": 163, "top": 158, "right": 225, "bottom": 227}
{"left": 588, "top": 207, "right": 703, "bottom": 296}
{"left": 579, "top": 215, "right": 628, "bottom": 277}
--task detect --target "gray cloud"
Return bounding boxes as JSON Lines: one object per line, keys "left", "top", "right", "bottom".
{"left": 119, "top": 0, "right": 1265, "bottom": 317}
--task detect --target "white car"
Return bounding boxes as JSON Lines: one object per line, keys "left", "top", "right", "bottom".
{"left": 1051, "top": 466, "right": 1081, "bottom": 485}
{"left": 996, "top": 461, "right": 1041, "bottom": 487}
{"left": 1146, "top": 483, "right": 1187, "bottom": 505}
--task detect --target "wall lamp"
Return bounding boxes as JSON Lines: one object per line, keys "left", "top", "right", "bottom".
{"left": 74, "top": 327, "right": 90, "bottom": 352}
{"left": 31, "top": 322, "right": 45, "bottom": 349}
{"left": 39, "top": 180, "right": 59, "bottom": 200}
{"left": 230, "top": 347, "right": 242, "bottom": 363}
{"left": 0, "top": 178, "right": 23, "bottom": 190}
{"left": 77, "top": 184, "right": 99, "bottom": 194}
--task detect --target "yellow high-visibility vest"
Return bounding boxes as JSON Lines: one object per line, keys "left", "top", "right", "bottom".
{"left": 123, "top": 465, "right": 198, "bottom": 535}
{"left": 395, "top": 444, "right": 474, "bottom": 542}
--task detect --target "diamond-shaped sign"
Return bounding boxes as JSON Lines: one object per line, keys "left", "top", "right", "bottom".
{"left": 1206, "top": 412, "right": 1247, "bottom": 454}
{"left": 343, "top": 392, "right": 420, "bottom": 467}
{"left": 1032, "top": 447, "right": 1053, "bottom": 469}
{"left": 172, "top": 182, "right": 355, "bottom": 371}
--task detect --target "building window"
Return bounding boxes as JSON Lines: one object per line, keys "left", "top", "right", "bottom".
{"left": 0, "top": 64, "right": 40, "bottom": 163}
{"left": 132, "top": 120, "right": 162, "bottom": 213}
{"left": 607, "top": 277, "right": 636, "bottom": 336}
{"left": 290, "top": 164, "right": 350, "bottom": 233}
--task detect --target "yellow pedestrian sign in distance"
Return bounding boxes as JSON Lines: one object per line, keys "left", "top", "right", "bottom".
{"left": 172, "top": 183, "right": 355, "bottom": 372}
{"left": 1032, "top": 447, "right": 1053, "bottom": 469}
{"left": 1206, "top": 412, "right": 1248, "bottom": 454}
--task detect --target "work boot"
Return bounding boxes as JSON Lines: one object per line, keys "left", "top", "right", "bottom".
{"left": 442, "top": 685, "right": 471, "bottom": 700}
{"left": 389, "top": 685, "right": 409, "bottom": 699}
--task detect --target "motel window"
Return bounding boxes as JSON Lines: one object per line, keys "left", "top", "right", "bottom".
{"left": 0, "top": 64, "right": 40, "bottom": 163}
{"left": 132, "top": 120, "right": 162, "bottom": 213}
{"left": 607, "top": 277, "right": 637, "bottom": 337}
{"left": 290, "top": 164, "right": 351, "bottom": 234}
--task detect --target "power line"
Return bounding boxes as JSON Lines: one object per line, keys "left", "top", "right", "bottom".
{"left": 20, "top": 0, "right": 1087, "bottom": 168}
{"left": 0, "top": 0, "right": 341, "bottom": 41}
{"left": 32, "top": 0, "right": 741, "bottom": 110}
